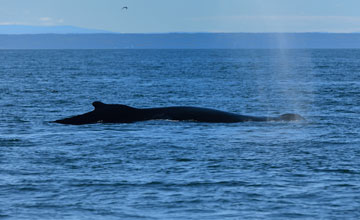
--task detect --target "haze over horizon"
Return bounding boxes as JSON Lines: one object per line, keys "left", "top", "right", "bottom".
{"left": 1, "top": 0, "right": 360, "bottom": 33}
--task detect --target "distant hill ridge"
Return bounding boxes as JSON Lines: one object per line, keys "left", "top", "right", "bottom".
{"left": 0, "top": 25, "right": 112, "bottom": 34}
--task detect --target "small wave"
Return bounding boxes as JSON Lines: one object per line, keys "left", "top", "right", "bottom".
{"left": 0, "top": 137, "right": 24, "bottom": 147}
{"left": 18, "top": 186, "right": 40, "bottom": 192}
{"left": 67, "top": 180, "right": 250, "bottom": 188}
{"left": 175, "top": 158, "right": 193, "bottom": 162}
{"left": 314, "top": 168, "right": 358, "bottom": 174}
{"left": 175, "top": 180, "right": 249, "bottom": 187}
{"left": 0, "top": 214, "right": 10, "bottom": 218}
{"left": 268, "top": 212, "right": 316, "bottom": 219}
{"left": 316, "top": 65, "right": 330, "bottom": 69}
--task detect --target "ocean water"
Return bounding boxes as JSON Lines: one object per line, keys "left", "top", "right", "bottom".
{"left": 1, "top": 49, "right": 360, "bottom": 219}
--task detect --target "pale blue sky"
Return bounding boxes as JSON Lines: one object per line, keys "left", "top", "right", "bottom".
{"left": 1, "top": 0, "right": 360, "bottom": 33}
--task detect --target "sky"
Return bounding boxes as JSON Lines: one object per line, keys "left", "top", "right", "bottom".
{"left": 1, "top": 0, "right": 360, "bottom": 33}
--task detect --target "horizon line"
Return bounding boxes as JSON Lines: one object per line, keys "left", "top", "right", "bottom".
{"left": 1, "top": 32, "right": 360, "bottom": 35}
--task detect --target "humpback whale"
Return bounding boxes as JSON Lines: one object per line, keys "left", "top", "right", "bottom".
{"left": 53, "top": 101, "right": 304, "bottom": 125}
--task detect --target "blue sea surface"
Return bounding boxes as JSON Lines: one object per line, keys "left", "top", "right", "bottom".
{"left": 1, "top": 49, "right": 360, "bottom": 219}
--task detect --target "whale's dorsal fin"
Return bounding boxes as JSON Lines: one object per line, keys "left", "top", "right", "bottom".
{"left": 92, "top": 101, "right": 106, "bottom": 110}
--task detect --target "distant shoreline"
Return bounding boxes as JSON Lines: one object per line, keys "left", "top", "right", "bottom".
{"left": 1, "top": 33, "right": 360, "bottom": 49}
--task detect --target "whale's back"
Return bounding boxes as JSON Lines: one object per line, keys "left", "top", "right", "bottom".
{"left": 146, "top": 106, "right": 254, "bottom": 123}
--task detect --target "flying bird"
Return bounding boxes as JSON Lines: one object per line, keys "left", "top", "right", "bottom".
{"left": 122, "top": 6, "right": 128, "bottom": 10}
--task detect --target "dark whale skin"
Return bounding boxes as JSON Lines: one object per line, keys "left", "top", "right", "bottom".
{"left": 53, "top": 101, "right": 304, "bottom": 125}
